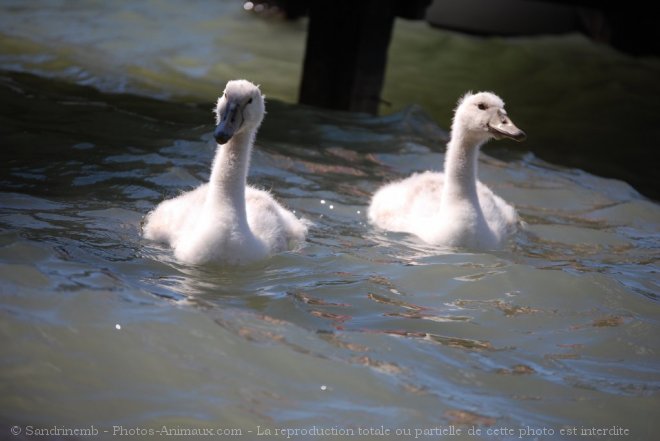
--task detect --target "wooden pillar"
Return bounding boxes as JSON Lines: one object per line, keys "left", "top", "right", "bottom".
{"left": 298, "top": 0, "right": 397, "bottom": 114}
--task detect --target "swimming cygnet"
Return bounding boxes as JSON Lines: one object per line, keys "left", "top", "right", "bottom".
{"left": 143, "top": 80, "right": 308, "bottom": 264}
{"left": 368, "top": 92, "right": 526, "bottom": 250}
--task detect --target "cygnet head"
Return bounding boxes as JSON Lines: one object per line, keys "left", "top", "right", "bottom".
{"left": 452, "top": 92, "right": 526, "bottom": 144}
{"left": 213, "top": 79, "right": 265, "bottom": 144}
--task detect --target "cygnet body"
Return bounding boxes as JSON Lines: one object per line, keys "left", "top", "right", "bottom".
{"left": 143, "top": 80, "right": 307, "bottom": 265}
{"left": 368, "top": 92, "right": 526, "bottom": 250}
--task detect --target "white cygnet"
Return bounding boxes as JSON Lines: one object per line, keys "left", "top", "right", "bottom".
{"left": 368, "top": 92, "right": 526, "bottom": 250}
{"left": 143, "top": 80, "right": 308, "bottom": 265}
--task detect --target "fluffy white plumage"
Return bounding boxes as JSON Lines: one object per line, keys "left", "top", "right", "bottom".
{"left": 368, "top": 92, "right": 526, "bottom": 250}
{"left": 143, "top": 80, "right": 307, "bottom": 265}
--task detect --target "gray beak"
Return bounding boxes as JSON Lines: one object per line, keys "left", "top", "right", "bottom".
{"left": 487, "top": 109, "right": 527, "bottom": 142}
{"left": 214, "top": 100, "right": 240, "bottom": 144}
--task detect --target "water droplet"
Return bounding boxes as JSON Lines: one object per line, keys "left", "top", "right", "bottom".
{"left": 320, "top": 200, "right": 326, "bottom": 204}
{"left": 329, "top": 205, "right": 334, "bottom": 210}
{"left": 115, "top": 324, "right": 122, "bottom": 330}
{"left": 243, "top": 1, "right": 254, "bottom": 11}
{"left": 320, "top": 385, "right": 327, "bottom": 391}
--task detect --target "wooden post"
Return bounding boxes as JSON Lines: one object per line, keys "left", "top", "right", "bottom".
{"left": 299, "top": 0, "right": 397, "bottom": 114}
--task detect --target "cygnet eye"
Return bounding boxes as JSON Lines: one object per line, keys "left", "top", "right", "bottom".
{"left": 477, "top": 103, "right": 487, "bottom": 110}
{"left": 247, "top": 98, "right": 253, "bottom": 104}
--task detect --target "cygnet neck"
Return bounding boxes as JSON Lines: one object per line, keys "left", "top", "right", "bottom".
{"left": 441, "top": 130, "right": 484, "bottom": 205}
{"left": 208, "top": 130, "right": 255, "bottom": 219}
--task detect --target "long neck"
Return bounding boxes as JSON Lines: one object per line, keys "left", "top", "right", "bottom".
{"left": 441, "top": 130, "right": 483, "bottom": 206}
{"left": 207, "top": 131, "right": 254, "bottom": 221}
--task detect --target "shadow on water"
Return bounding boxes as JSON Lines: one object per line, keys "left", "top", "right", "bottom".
{"left": 0, "top": 0, "right": 659, "bottom": 198}
{"left": 384, "top": 26, "right": 660, "bottom": 200}
{"left": 1, "top": 71, "right": 208, "bottom": 202}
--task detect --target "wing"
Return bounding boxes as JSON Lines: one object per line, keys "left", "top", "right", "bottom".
{"left": 143, "top": 184, "right": 208, "bottom": 245}
{"left": 245, "top": 186, "right": 308, "bottom": 253}
{"left": 476, "top": 181, "right": 519, "bottom": 239}
{"left": 368, "top": 171, "right": 444, "bottom": 233}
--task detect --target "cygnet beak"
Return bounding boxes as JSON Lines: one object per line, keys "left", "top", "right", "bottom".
{"left": 487, "top": 109, "right": 527, "bottom": 142}
{"left": 214, "top": 100, "right": 241, "bottom": 144}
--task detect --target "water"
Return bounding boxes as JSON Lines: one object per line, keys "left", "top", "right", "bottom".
{"left": 2, "top": 2, "right": 660, "bottom": 440}
{"left": 2, "top": 0, "right": 659, "bottom": 198}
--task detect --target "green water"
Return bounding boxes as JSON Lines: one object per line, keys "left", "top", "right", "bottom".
{"left": 1, "top": 1, "right": 659, "bottom": 440}
{"left": 1, "top": 0, "right": 658, "bottom": 197}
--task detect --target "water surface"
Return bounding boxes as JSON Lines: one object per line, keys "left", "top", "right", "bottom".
{"left": 1, "top": 0, "right": 659, "bottom": 196}
{"left": 1, "top": 70, "right": 659, "bottom": 439}
{"left": 1, "top": 2, "right": 659, "bottom": 440}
